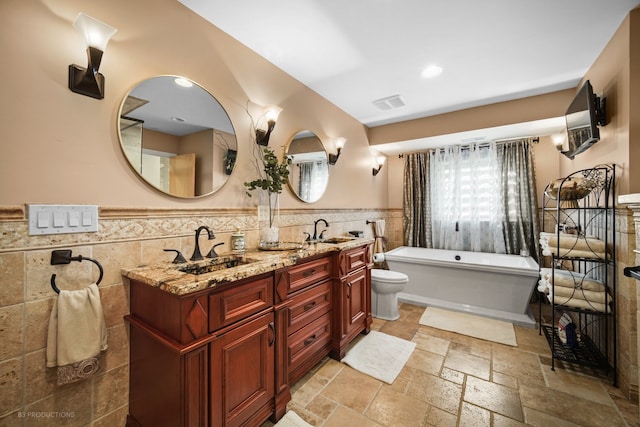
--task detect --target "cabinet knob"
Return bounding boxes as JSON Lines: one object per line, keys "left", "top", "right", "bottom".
{"left": 303, "top": 268, "right": 316, "bottom": 278}
{"left": 303, "top": 301, "right": 317, "bottom": 311}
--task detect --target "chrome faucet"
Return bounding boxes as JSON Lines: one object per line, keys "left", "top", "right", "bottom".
{"left": 312, "top": 219, "right": 329, "bottom": 241}
{"left": 190, "top": 226, "right": 215, "bottom": 261}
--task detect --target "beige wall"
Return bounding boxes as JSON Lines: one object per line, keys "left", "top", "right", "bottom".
{"left": 142, "top": 128, "right": 180, "bottom": 153}
{"left": 0, "top": 1, "right": 388, "bottom": 424}
{"left": 631, "top": 11, "right": 640, "bottom": 191}
{"left": 0, "top": 0, "right": 384, "bottom": 210}
{"left": 181, "top": 129, "right": 214, "bottom": 195}
{"left": 559, "top": 10, "right": 639, "bottom": 195}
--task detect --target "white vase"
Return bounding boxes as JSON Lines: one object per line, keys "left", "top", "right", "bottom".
{"left": 260, "top": 226, "right": 279, "bottom": 247}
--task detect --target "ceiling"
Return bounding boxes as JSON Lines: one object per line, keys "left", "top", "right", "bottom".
{"left": 177, "top": 0, "right": 639, "bottom": 152}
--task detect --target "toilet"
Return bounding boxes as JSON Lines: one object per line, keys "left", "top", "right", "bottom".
{"left": 370, "top": 268, "right": 409, "bottom": 321}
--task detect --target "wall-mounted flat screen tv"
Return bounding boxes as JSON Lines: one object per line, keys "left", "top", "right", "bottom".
{"left": 563, "top": 80, "right": 606, "bottom": 159}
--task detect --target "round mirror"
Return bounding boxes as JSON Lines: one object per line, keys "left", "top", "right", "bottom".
{"left": 286, "top": 131, "right": 329, "bottom": 203}
{"left": 118, "top": 76, "right": 237, "bottom": 198}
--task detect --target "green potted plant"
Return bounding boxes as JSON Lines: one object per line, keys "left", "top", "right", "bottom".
{"left": 244, "top": 145, "right": 291, "bottom": 246}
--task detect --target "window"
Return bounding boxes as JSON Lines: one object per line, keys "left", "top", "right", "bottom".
{"left": 429, "top": 143, "right": 506, "bottom": 253}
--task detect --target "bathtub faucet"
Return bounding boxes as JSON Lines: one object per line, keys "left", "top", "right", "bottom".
{"left": 312, "top": 218, "right": 329, "bottom": 241}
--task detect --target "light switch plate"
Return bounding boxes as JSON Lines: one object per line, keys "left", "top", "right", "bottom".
{"left": 28, "top": 204, "right": 98, "bottom": 235}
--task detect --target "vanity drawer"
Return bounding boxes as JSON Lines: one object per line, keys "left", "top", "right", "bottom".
{"left": 288, "top": 312, "right": 332, "bottom": 373}
{"left": 283, "top": 256, "right": 332, "bottom": 294}
{"left": 287, "top": 280, "right": 332, "bottom": 335}
{"left": 209, "top": 276, "right": 273, "bottom": 332}
{"left": 340, "top": 245, "right": 368, "bottom": 275}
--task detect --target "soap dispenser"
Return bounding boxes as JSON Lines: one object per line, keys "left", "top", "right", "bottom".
{"left": 231, "top": 228, "right": 245, "bottom": 253}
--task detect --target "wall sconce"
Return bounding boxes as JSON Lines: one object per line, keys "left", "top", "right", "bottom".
{"left": 372, "top": 155, "right": 386, "bottom": 176}
{"left": 328, "top": 137, "right": 346, "bottom": 165}
{"left": 68, "top": 13, "right": 117, "bottom": 99}
{"left": 255, "top": 105, "right": 282, "bottom": 146}
{"left": 552, "top": 132, "right": 570, "bottom": 156}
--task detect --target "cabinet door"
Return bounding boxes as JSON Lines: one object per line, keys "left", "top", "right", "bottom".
{"left": 128, "top": 321, "right": 208, "bottom": 427}
{"left": 210, "top": 312, "right": 275, "bottom": 427}
{"left": 342, "top": 268, "right": 368, "bottom": 338}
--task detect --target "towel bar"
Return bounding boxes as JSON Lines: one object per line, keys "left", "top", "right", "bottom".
{"left": 50, "top": 249, "right": 103, "bottom": 294}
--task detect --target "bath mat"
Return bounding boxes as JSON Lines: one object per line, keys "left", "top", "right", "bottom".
{"left": 419, "top": 307, "right": 517, "bottom": 346}
{"left": 274, "top": 411, "right": 312, "bottom": 427}
{"left": 341, "top": 330, "right": 416, "bottom": 384}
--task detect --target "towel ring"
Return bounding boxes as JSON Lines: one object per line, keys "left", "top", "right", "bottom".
{"left": 50, "top": 250, "right": 103, "bottom": 294}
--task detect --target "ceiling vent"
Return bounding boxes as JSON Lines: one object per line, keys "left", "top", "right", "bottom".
{"left": 372, "top": 95, "right": 406, "bottom": 111}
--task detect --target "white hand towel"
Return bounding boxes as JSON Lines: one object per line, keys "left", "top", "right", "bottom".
{"left": 373, "top": 220, "right": 386, "bottom": 255}
{"left": 46, "top": 283, "right": 108, "bottom": 368}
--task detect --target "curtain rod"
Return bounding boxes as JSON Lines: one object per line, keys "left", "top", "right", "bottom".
{"left": 397, "top": 136, "right": 539, "bottom": 158}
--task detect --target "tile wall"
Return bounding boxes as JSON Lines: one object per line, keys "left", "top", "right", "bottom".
{"left": 1, "top": 204, "right": 633, "bottom": 426}
{"left": 0, "top": 206, "right": 393, "bottom": 426}
{"left": 615, "top": 207, "right": 638, "bottom": 402}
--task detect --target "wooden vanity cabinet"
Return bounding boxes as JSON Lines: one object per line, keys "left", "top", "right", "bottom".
{"left": 126, "top": 243, "right": 372, "bottom": 426}
{"left": 126, "top": 273, "right": 281, "bottom": 427}
{"left": 331, "top": 244, "right": 373, "bottom": 360}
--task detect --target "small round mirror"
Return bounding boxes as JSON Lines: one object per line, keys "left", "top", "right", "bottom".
{"left": 118, "top": 76, "right": 237, "bottom": 198}
{"left": 286, "top": 131, "right": 329, "bottom": 203}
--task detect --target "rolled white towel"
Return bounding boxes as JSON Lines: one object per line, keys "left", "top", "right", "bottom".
{"left": 552, "top": 285, "right": 611, "bottom": 304}
{"left": 537, "top": 279, "right": 549, "bottom": 294}
{"left": 540, "top": 232, "right": 606, "bottom": 252}
{"left": 539, "top": 268, "right": 605, "bottom": 292}
{"left": 539, "top": 232, "right": 607, "bottom": 259}
{"left": 537, "top": 275, "right": 552, "bottom": 293}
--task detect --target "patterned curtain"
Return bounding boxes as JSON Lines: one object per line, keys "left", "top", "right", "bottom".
{"left": 430, "top": 142, "right": 506, "bottom": 253}
{"left": 402, "top": 140, "right": 539, "bottom": 257}
{"left": 496, "top": 139, "right": 540, "bottom": 260}
{"left": 402, "top": 152, "right": 432, "bottom": 247}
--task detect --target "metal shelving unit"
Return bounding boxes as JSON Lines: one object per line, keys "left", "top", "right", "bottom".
{"left": 538, "top": 165, "right": 616, "bottom": 385}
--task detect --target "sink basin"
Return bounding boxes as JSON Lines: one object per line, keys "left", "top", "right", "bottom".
{"left": 322, "top": 237, "right": 356, "bottom": 244}
{"left": 177, "top": 257, "right": 256, "bottom": 275}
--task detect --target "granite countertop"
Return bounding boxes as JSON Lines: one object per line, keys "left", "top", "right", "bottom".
{"left": 121, "top": 237, "right": 374, "bottom": 295}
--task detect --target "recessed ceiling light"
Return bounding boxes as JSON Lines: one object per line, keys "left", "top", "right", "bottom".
{"left": 174, "top": 78, "right": 193, "bottom": 88}
{"left": 421, "top": 65, "right": 444, "bottom": 79}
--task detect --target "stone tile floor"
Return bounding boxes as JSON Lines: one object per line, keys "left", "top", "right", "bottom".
{"left": 265, "top": 302, "right": 639, "bottom": 427}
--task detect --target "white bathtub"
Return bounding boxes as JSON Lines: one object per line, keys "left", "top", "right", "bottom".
{"left": 385, "top": 246, "right": 540, "bottom": 328}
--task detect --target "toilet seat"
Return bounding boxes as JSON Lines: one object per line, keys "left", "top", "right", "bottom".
{"left": 371, "top": 269, "right": 408, "bottom": 283}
